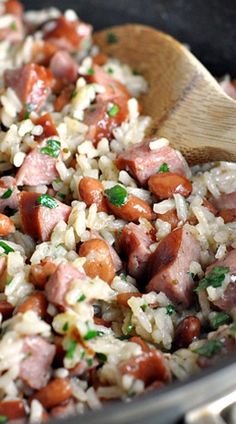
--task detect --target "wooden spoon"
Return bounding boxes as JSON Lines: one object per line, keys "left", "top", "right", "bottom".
{"left": 94, "top": 24, "right": 236, "bottom": 164}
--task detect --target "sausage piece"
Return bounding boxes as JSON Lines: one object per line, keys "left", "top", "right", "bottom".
{"left": 106, "top": 195, "right": 153, "bottom": 222}
{"left": 33, "top": 112, "right": 58, "bottom": 142}
{"left": 148, "top": 172, "right": 192, "bottom": 200}
{"left": 50, "top": 50, "right": 78, "bottom": 83}
{"left": 16, "top": 148, "right": 59, "bottom": 186}
{"left": 19, "top": 192, "right": 71, "bottom": 241}
{"left": 146, "top": 226, "right": 201, "bottom": 308}
{"left": 119, "top": 223, "right": 152, "bottom": 279}
{"left": 0, "top": 299, "right": 14, "bottom": 319}
{"left": 79, "top": 177, "right": 107, "bottom": 212}
{"left": 115, "top": 139, "right": 188, "bottom": 186}
{"left": 79, "top": 238, "right": 115, "bottom": 283}
{"left": 0, "top": 213, "right": 15, "bottom": 236}
{"left": 31, "top": 378, "right": 72, "bottom": 409}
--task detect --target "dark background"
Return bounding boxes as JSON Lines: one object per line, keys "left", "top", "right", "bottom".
{"left": 22, "top": 0, "right": 236, "bottom": 77}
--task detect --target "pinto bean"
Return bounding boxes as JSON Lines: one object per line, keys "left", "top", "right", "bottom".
{"left": 119, "top": 349, "right": 170, "bottom": 386}
{"left": 79, "top": 238, "right": 115, "bottom": 283}
{"left": 174, "top": 316, "right": 201, "bottom": 349}
{"left": 29, "top": 258, "right": 57, "bottom": 289}
{"left": 0, "top": 299, "right": 14, "bottom": 319}
{"left": 106, "top": 195, "right": 153, "bottom": 222}
{"left": 32, "top": 378, "right": 72, "bottom": 410}
{"left": 219, "top": 208, "right": 236, "bottom": 223}
{"left": 0, "top": 213, "right": 15, "bottom": 236}
{"left": 16, "top": 292, "right": 47, "bottom": 317}
{"left": 116, "top": 292, "right": 142, "bottom": 307}
{"left": 156, "top": 209, "right": 179, "bottom": 230}
{"left": 148, "top": 172, "right": 192, "bottom": 200}
{"left": 78, "top": 177, "right": 107, "bottom": 212}
{"left": 0, "top": 400, "right": 26, "bottom": 420}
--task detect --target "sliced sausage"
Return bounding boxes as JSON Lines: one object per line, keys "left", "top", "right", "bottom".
{"left": 19, "top": 336, "right": 56, "bottom": 390}
{"left": 15, "top": 292, "right": 47, "bottom": 317}
{"left": 31, "top": 40, "right": 58, "bottom": 66}
{"left": 4, "top": 63, "right": 52, "bottom": 112}
{"left": 119, "top": 223, "right": 152, "bottom": 279}
{"left": 29, "top": 257, "right": 57, "bottom": 289}
{"left": 4, "top": 0, "right": 23, "bottom": 17}
{"left": 219, "top": 209, "right": 236, "bottom": 223}
{"left": 174, "top": 316, "right": 201, "bottom": 349}
{"left": 146, "top": 226, "right": 201, "bottom": 308}
{"left": 16, "top": 147, "right": 59, "bottom": 186}
{"left": 119, "top": 349, "right": 170, "bottom": 386}
{"left": 50, "top": 50, "right": 78, "bottom": 83}
{"left": 54, "top": 85, "right": 74, "bottom": 112}
{"left": 31, "top": 378, "right": 72, "bottom": 409}
{"left": 79, "top": 177, "right": 107, "bottom": 212}
{"left": 33, "top": 112, "right": 58, "bottom": 142}
{"left": 205, "top": 249, "right": 236, "bottom": 312}
{"left": 210, "top": 191, "right": 236, "bottom": 212}
{"left": 0, "top": 400, "right": 26, "bottom": 420}
{"left": 115, "top": 139, "right": 188, "bottom": 186}
{"left": 45, "top": 263, "right": 85, "bottom": 309}
{"left": 106, "top": 195, "right": 153, "bottom": 222}
{"left": 0, "top": 176, "right": 19, "bottom": 213}
{"left": 79, "top": 238, "right": 115, "bottom": 283}
{"left": 44, "top": 16, "right": 91, "bottom": 52}
{"left": 148, "top": 172, "right": 192, "bottom": 200}
{"left": 0, "top": 299, "right": 14, "bottom": 319}
{"left": 0, "top": 213, "right": 15, "bottom": 236}
{"left": 19, "top": 191, "right": 71, "bottom": 241}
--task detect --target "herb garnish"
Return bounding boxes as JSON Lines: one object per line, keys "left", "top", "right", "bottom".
{"left": 0, "top": 241, "right": 14, "bottom": 254}
{"left": 77, "top": 294, "right": 86, "bottom": 302}
{"left": 159, "top": 163, "right": 169, "bottom": 173}
{"left": 23, "top": 103, "right": 35, "bottom": 120}
{"left": 62, "top": 322, "right": 69, "bottom": 332}
{"left": 141, "top": 304, "right": 148, "bottom": 312}
{"left": 40, "top": 139, "right": 61, "bottom": 158}
{"left": 0, "top": 416, "right": 7, "bottom": 423}
{"left": 86, "top": 358, "right": 93, "bottom": 367}
{"left": 107, "top": 67, "right": 114, "bottom": 74}
{"left": 108, "top": 104, "right": 120, "bottom": 117}
{"left": 194, "top": 340, "right": 223, "bottom": 358}
{"left": 96, "top": 352, "right": 107, "bottom": 363}
{"left": 210, "top": 312, "right": 231, "bottom": 329}
{"left": 84, "top": 329, "right": 104, "bottom": 341}
{"left": 104, "top": 185, "right": 128, "bottom": 207}
{"left": 37, "top": 194, "right": 58, "bottom": 209}
{"left": 195, "top": 266, "right": 229, "bottom": 293}
{"left": 10, "top": 21, "right": 17, "bottom": 31}
{"left": 166, "top": 304, "right": 175, "bottom": 315}
{"left": 87, "top": 67, "right": 94, "bottom": 75}
{"left": 107, "top": 32, "right": 119, "bottom": 44}
{"left": 0, "top": 188, "right": 13, "bottom": 199}
{"left": 65, "top": 339, "right": 77, "bottom": 359}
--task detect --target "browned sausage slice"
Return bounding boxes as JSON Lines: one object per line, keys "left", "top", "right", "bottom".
{"left": 0, "top": 299, "right": 14, "bottom": 319}
{"left": 115, "top": 139, "right": 188, "bottom": 186}
{"left": 0, "top": 400, "right": 26, "bottom": 420}
{"left": 146, "top": 226, "right": 201, "bottom": 308}
{"left": 19, "top": 192, "right": 71, "bottom": 241}
{"left": 119, "top": 223, "right": 152, "bottom": 279}
{"left": 16, "top": 148, "right": 59, "bottom": 186}
{"left": 19, "top": 335, "right": 56, "bottom": 389}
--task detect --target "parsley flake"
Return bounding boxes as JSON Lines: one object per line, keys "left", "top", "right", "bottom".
{"left": 126, "top": 322, "right": 134, "bottom": 336}
{"left": 87, "top": 67, "right": 94, "bottom": 75}
{"left": 77, "top": 294, "right": 86, "bottom": 302}
{"left": 194, "top": 340, "right": 223, "bottom": 358}
{"left": 40, "top": 139, "right": 61, "bottom": 158}
{"left": 37, "top": 194, "right": 58, "bottom": 209}
{"left": 195, "top": 266, "right": 230, "bottom": 293}
{"left": 10, "top": 21, "right": 17, "bottom": 31}
{"left": 210, "top": 312, "right": 231, "bottom": 329}
{"left": 62, "top": 322, "right": 69, "bottom": 332}
{"left": 0, "top": 416, "right": 7, "bottom": 423}
{"left": 84, "top": 329, "right": 104, "bottom": 341}
{"left": 107, "top": 32, "right": 119, "bottom": 44}
{"left": 86, "top": 358, "right": 93, "bottom": 367}
{"left": 65, "top": 339, "right": 77, "bottom": 359}
{"left": 166, "top": 304, "right": 175, "bottom": 315}
{"left": 104, "top": 184, "right": 128, "bottom": 207}
{"left": 107, "top": 67, "right": 114, "bottom": 74}
{"left": 0, "top": 188, "right": 13, "bottom": 199}
{"left": 108, "top": 104, "right": 120, "bottom": 117}
{"left": 0, "top": 241, "right": 14, "bottom": 254}
{"left": 23, "top": 103, "right": 35, "bottom": 120}
{"left": 159, "top": 163, "right": 169, "bottom": 173}
{"left": 96, "top": 352, "right": 107, "bottom": 363}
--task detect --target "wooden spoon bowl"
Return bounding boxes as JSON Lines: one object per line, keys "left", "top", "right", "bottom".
{"left": 94, "top": 25, "right": 236, "bottom": 164}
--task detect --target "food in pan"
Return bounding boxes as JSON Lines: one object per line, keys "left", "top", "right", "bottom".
{"left": 0, "top": 1, "right": 236, "bottom": 422}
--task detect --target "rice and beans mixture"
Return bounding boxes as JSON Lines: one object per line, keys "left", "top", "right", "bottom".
{"left": 0, "top": 1, "right": 236, "bottom": 422}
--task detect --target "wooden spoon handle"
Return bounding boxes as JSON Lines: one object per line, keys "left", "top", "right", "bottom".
{"left": 94, "top": 25, "right": 236, "bottom": 164}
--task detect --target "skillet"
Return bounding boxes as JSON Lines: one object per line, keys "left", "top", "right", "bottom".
{"left": 21, "top": 1, "right": 236, "bottom": 422}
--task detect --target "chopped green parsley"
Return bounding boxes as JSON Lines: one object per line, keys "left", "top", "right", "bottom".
{"left": 77, "top": 294, "right": 86, "bottom": 303}
{"left": 96, "top": 352, "right": 107, "bottom": 363}
{"left": 194, "top": 340, "right": 223, "bottom": 358}
{"left": 159, "top": 163, "right": 169, "bottom": 173}
{"left": 0, "top": 188, "right": 13, "bottom": 199}
{"left": 62, "top": 322, "right": 69, "bottom": 332}
{"left": 210, "top": 312, "right": 231, "bottom": 330}
{"left": 106, "top": 32, "right": 119, "bottom": 44}
{"left": 37, "top": 194, "right": 58, "bottom": 209}
{"left": 87, "top": 67, "right": 94, "bottom": 75}
{"left": 108, "top": 104, "right": 120, "bottom": 117}
{"left": 166, "top": 304, "right": 175, "bottom": 315}
{"left": 0, "top": 241, "right": 14, "bottom": 254}
{"left": 104, "top": 184, "right": 128, "bottom": 207}
{"left": 40, "top": 139, "right": 61, "bottom": 158}
{"left": 195, "top": 266, "right": 229, "bottom": 292}
{"left": 65, "top": 339, "right": 77, "bottom": 359}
